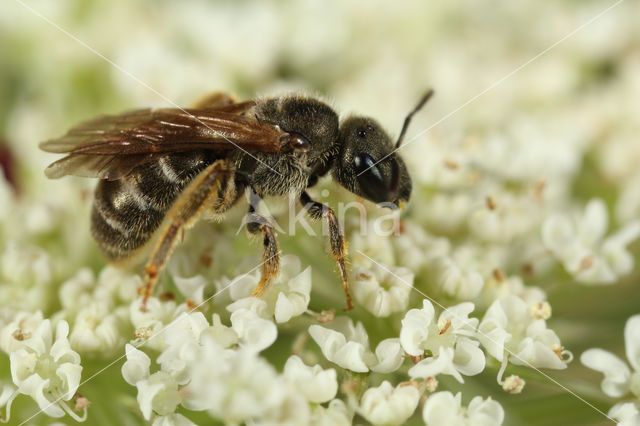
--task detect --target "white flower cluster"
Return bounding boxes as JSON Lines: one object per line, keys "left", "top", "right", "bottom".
{"left": 121, "top": 309, "right": 349, "bottom": 425}
{"left": 1, "top": 0, "right": 640, "bottom": 424}
{"left": 543, "top": 199, "right": 640, "bottom": 285}
{"left": 0, "top": 316, "right": 85, "bottom": 422}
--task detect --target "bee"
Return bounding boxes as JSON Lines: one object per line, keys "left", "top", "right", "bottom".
{"left": 41, "top": 90, "right": 433, "bottom": 310}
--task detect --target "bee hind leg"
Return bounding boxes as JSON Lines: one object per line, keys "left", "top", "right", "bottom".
{"left": 300, "top": 191, "right": 353, "bottom": 311}
{"left": 140, "top": 160, "right": 234, "bottom": 311}
{"left": 245, "top": 190, "right": 281, "bottom": 298}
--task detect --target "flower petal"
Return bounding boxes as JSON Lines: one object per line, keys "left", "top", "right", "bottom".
{"left": 359, "top": 381, "right": 420, "bottom": 426}
{"left": 422, "top": 391, "right": 463, "bottom": 426}
{"left": 308, "top": 325, "right": 369, "bottom": 373}
{"left": 371, "top": 338, "right": 404, "bottom": 373}
{"left": 230, "top": 308, "right": 277, "bottom": 352}
{"left": 625, "top": 315, "right": 640, "bottom": 372}
{"left": 283, "top": 355, "right": 337, "bottom": 403}
{"left": 16, "top": 374, "right": 65, "bottom": 418}
{"left": 454, "top": 338, "right": 486, "bottom": 376}
{"left": 55, "top": 362, "right": 82, "bottom": 400}
{"left": 468, "top": 395, "right": 505, "bottom": 425}
{"left": 608, "top": 401, "right": 640, "bottom": 426}
{"left": 409, "top": 347, "right": 464, "bottom": 383}
{"left": 581, "top": 348, "right": 631, "bottom": 397}
{"left": 400, "top": 299, "right": 435, "bottom": 357}
{"left": 122, "top": 344, "right": 151, "bottom": 386}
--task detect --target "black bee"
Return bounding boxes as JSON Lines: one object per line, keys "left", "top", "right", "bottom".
{"left": 41, "top": 90, "right": 433, "bottom": 310}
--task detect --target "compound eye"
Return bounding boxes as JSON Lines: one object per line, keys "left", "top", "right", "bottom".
{"left": 353, "top": 153, "right": 388, "bottom": 203}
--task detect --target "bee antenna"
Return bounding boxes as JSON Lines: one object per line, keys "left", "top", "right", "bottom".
{"left": 395, "top": 89, "right": 434, "bottom": 149}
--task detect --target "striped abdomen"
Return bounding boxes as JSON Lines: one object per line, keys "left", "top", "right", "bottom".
{"left": 90, "top": 151, "right": 220, "bottom": 260}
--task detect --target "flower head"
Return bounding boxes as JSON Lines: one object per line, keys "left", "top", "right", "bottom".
{"left": 9, "top": 319, "right": 84, "bottom": 420}
{"left": 309, "top": 316, "right": 403, "bottom": 373}
{"left": 221, "top": 255, "right": 312, "bottom": 323}
{"left": 283, "top": 355, "right": 337, "bottom": 403}
{"left": 478, "top": 295, "right": 568, "bottom": 378}
{"left": 351, "top": 262, "right": 414, "bottom": 317}
{"left": 423, "top": 391, "right": 505, "bottom": 425}
{"left": 400, "top": 299, "right": 485, "bottom": 382}
{"left": 542, "top": 199, "right": 640, "bottom": 284}
{"left": 358, "top": 381, "right": 420, "bottom": 426}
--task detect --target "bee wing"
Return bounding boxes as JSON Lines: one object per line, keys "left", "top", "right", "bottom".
{"left": 40, "top": 102, "right": 288, "bottom": 180}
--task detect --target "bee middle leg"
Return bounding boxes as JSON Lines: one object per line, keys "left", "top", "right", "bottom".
{"left": 300, "top": 191, "right": 354, "bottom": 310}
{"left": 140, "top": 160, "right": 233, "bottom": 311}
{"left": 246, "top": 190, "right": 281, "bottom": 298}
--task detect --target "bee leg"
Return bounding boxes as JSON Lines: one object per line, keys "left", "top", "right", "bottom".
{"left": 246, "top": 191, "right": 281, "bottom": 298}
{"left": 300, "top": 191, "right": 353, "bottom": 311}
{"left": 140, "top": 160, "right": 232, "bottom": 311}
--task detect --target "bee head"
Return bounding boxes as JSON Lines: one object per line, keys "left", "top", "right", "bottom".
{"left": 334, "top": 116, "right": 411, "bottom": 208}
{"left": 333, "top": 90, "right": 433, "bottom": 208}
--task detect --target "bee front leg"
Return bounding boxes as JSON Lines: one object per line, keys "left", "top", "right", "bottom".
{"left": 300, "top": 191, "right": 353, "bottom": 311}
{"left": 140, "top": 160, "right": 233, "bottom": 311}
{"left": 246, "top": 191, "right": 281, "bottom": 297}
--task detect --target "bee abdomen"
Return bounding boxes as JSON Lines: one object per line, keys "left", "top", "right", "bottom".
{"left": 91, "top": 152, "right": 213, "bottom": 260}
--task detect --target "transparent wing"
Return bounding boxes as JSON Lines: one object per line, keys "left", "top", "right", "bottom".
{"left": 40, "top": 102, "right": 288, "bottom": 180}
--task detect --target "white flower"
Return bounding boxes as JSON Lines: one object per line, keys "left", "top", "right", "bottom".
{"left": 122, "top": 344, "right": 151, "bottom": 386}
{"left": 137, "top": 372, "right": 181, "bottom": 419}
{"left": 467, "top": 190, "right": 542, "bottom": 244}
{"left": 129, "top": 297, "right": 182, "bottom": 352}
{"left": 220, "top": 255, "right": 311, "bottom": 323}
{"left": 200, "top": 313, "right": 238, "bottom": 349}
{"left": 259, "top": 386, "right": 311, "bottom": 426}
{"left": 350, "top": 220, "right": 450, "bottom": 272}
{"left": 227, "top": 298, "right": 277, "bottom": 352}
{"left": 423, "top": 391, "right": 505, "bottom": 426}
{"left": 156, "top": 312, "right": 212, "bottom": 384}
{"left": 59, "top": 266, "right": 139, "bottom": 315}
{"left": 0, "top": 243, "right": 53, "bottom": 312}
{"left": 351, "top": 262, "right": 414, "bottom": 317}
{"left": 310, "top": 399, "right": 351, "bottom": 426}
{"left": 184, "top": 337, "right": 294, "bottom": 424}
{"left": 542, "top": 198, "right": 640, "bottom": 284}
{"left": 68, "top": 303, "right": 129, "bottom": 356}
{"left": 283, "top": 355, "right": 337, "bottom": 403}
{"left": 309, "top": 316, "right": 403, "bottom": 373}
{"left": 431, "top": 256, "right": 484, "bottom": 300}
{"left": 421, "top": 193, "right": 474, "bottom": 235}
{"left": 122, "top": 344, "right": 182, "bottom": 420}
{"left": 152, "top": 413, "right": 196, "bottom": 426}
{"left": 0, "top": 310, "right": 44, "bottom": 354}
{"left": 581, "top": 314, "right": 640, "bottom": 424}
{"left": 9, "top": 320, "right": 83, "bottom": 419}
{"left": 477, "top": 274, "right": 546, "bottom": 311}
{"left": 0, "top": 243, "right": 52, "bottom": 289}
{"left": 400, "top": 300, "right": 485, "bottom": 382}
{"left": 608, "top": 401, "right": 640, "bottom": 426}
{"left": 478, "top": 295, "right": 567, "bottom": 375}
{"left": 358, "top": 381, "right": 420, "bottom": 426}
{"left": 172, "top": 275, "right": 208, "bottom": 305}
